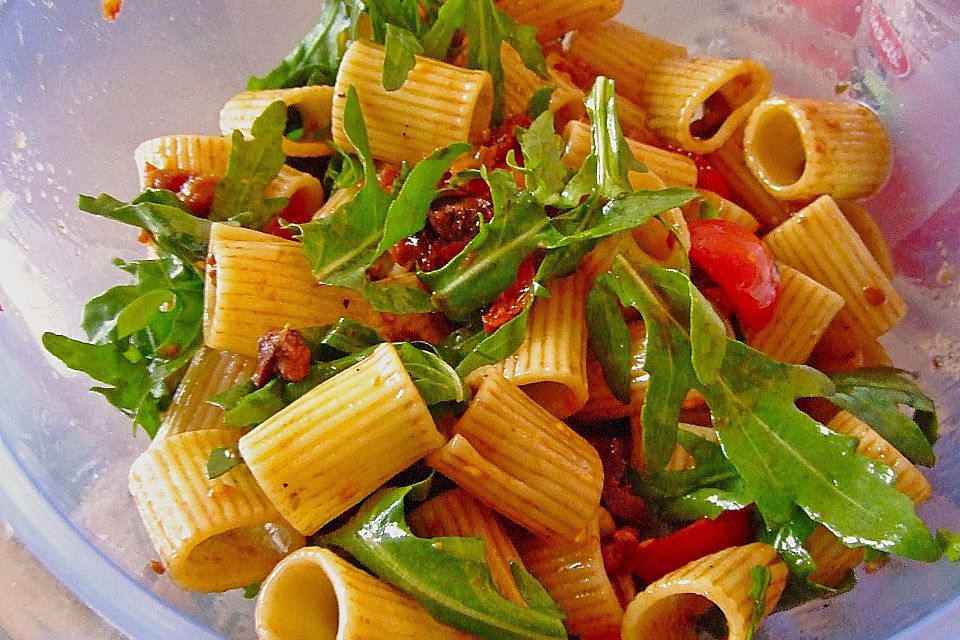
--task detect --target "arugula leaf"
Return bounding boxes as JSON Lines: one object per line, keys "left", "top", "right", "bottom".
{"left": 829, "top": 367, "right": 939, "bottom": 467}
{"left": 513, "top": 111, "right": 569, "bottom": 206}
{"left": 209, "top": 101, "right": 288, "bottom": 227}
{"left": 78, "top": 190, "right": 211, "bottom": 267}
{"left": 604, "top": 256, "right": 943, "bottom": 562}
{"left": 586, "top": 277, "right": 632, "bottom": 404}
{"left": 938, "top": 530, "right": 960, "bottom": 562}
{"left": 298, "top": 318, "right": 384, "bottom": 359}
{"left": 421, "top": 188, "right": 561, "bottom": 321}
{"left": 453, "top": 307, "right": 532, "bottom": 377}
{"left": 207, "top": 446, "right": 242, "bottom": 479}
{"left": 527, "top": 86, "right": 555, "bottom": 120}
{"left": 247, "top": 1, "right": 362, "bottom": 90}
{"left": 423, "top": 0, "right": 545, "bottom": 124}
{"left": 395, "top": 342, "right": 469, "bottom": 405}
{"left": 43, "top": 254, "right": 205, "bottom": 437}
{"left": 747, "top": 565, "right": 772, "bottom": 640}
{"left": 382, "top": 24, "right": 425, "bottom": 90}
{"left": 320, "top": 483, "right": 567, "bottom": 640}
{"left": 242, "top": 583, "right": 261, "bottom": 599}
{"left": 585, "top": 77, "right": 643, "bottom": 199}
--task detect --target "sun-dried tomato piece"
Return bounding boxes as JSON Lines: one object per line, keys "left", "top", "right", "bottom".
{"left": 481, "top": 253, "right": 540, "bottom": 333}
{"left": 144, "top": 163, "right": 220, "bottom": 218}
{"left": 252, "top": 328, "right": 312, "bottom": 388}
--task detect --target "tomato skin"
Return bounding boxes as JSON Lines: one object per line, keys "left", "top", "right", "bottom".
{"left": 695, "top": 161, "right": 735, "bottom": 201}
{"left": 688, "top": 219, "right": 780, "bottom": 332}
{"left": 604, "top": 508, "right": 755, "bottom": 585}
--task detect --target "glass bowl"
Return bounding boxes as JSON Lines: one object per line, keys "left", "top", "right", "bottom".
{"left": 0, "top": 1, "right": 958, "bottom": 638}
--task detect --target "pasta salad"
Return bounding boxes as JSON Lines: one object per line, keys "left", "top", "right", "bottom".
{"left": 43, "top": 1, "right": 957, "bottom": 639}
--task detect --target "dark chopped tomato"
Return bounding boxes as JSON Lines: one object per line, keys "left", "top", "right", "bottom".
{"left": 144, "top": 163, "right": 219, "bottom": 218}
{"left": 252, "top": 328, "right": 312, "bottom": 388}
{"left": 591, "top": 436, "right": 648, "bottom": 529}
{"left": 481, "top": 253, "right": 539, "bottom": 333}
{"left": 602, "top": 508, "right": 755, "bottom": 584}
{"left": 390, "top": 192, "right": 495, "bottom": 273}
{"left": 688, "top": 219, "right": 780, "bottom": 332}
{"left": 477, "top": 114, "right": 531, "bottom": 171}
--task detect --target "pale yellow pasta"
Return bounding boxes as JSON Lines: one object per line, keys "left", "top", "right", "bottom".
{"left": 614, "top": 95, "right": 655, "bottom": 142}
{"left": 561, "top": 120, "right": 697, "bottom": 188}
{"left": 501, "top": 43, "right": 585, "bottom": 123}
{"left": 427, "top": 372, "right": 603, "bottom": 542}
{"left": 133, "top": 134, "right": 325, "bottom": 216}
{"left": 332, "top": 40, "right": 492, "bottom": 165}
{"left": 764, "top": 195, "right": 907, "bottom": 339}
{"left": 518, "top": 514, "right": 623, "bottom": 640}
{"left": 804, "top": 411, "right": 931, "bottom": 587}
{"left": 743, "top": 97, "right": 891, "bottom": 200}
{"left": 621, "top": 543, "right": 788, "bottom": 640}
{"left": 828, "top": 411, "right": 932, "bottom": 504}
{"left": 637, "top": 57, "right": 772, "bottom": 154}
{"left": 220, "top": 86, "right": 336, "bottom": 157}
{"left": 745, "top": 263, "right": 845, "bottom": 364}
{"left": 495, "top": 0, "right": 623, "bottom": 41}
{"left": 128, "top": 429, "right": 305, "bottom": 592}
{"left": 837, "top": 200, "right": 895, "bottom": 280}
{"left": 238, "top": 344, "right": 445, "bottom": 535}
{"left": 204, "top": 222, "right": 380, "bottom": 356}
{"left": 255, "top": 547, "right": 475, "bottom": 640}
{"left": 566, "top": 20, "right": 687, "bottom": 105}
{"left": 492, "top": 271, "right": 589, "bottom": 418}
{"left": 408, "top": 488, "right": 527, "bottom": 606}
{"left": 152, "top": 347, "right": 256, "bottom": 443}
{"left": 691, "top": 189, "right": 760, "bottom": 234}
{"left": 707, "top": 131, "right": 801, "bottom": 230}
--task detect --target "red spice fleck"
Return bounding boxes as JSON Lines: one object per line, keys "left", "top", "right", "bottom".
{"left": 481, "top": 253, "right": 540, "bottom": 333}
{"left": 148, "top": 560, "right": 165, "bottom": 575}
{"left": 252, "top": 327, "right": 312, "bottom": 388}
{"left": 863, "top": 285, "right": 887, "bottom": 306}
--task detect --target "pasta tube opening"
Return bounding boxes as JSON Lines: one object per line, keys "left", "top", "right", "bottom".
{"left": 256, "top": 553, "right": 341, "bottom": 640}
{"left": 742, "top": 104, "right": 807, "bottom": 187}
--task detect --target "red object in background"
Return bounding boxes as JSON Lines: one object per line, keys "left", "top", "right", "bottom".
{"left": 688, "top": 219, "right": 781, "bottom": 332}
{"left": 788, "top": 0, "right": 863, "bottom": 37}
{"left": 604, "top": 508, "right": 755, "bottom": 585}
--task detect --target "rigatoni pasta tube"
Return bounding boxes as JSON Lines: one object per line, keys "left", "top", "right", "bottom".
{"left": 153, "top": 347, "right": 256, "bottom": 443}
{"left": 128, "top": 429, "right": 305, "bottom": 592}
{"left": 333, "top": 40, "right": 493, "bottom": 165}
{"left": 204, "top": 222, "right": 379, "bottom": 356}
{"left": 764, "top": 195, "right": 907, "bottom": 339}
{"left": 239, "top": 344, "right": 445, "bottom": 535}
{"left": 622, "top": 543, "right": 787, "bottom": 640}
{"left": 134, "top": 134, "right": 325, "bottom": 217}
{"left": 495, "top": 0, "right": 623, "bottom": 42}
{"left": 838, "top": 200, "right": 895, "bottom": 280}
{"left": 492, "top": 271, "right": 589, "bottom": 419}
{"left": 690, "top": 190, "right": 760, "bottom": 234}
{"left": 501, "top": 43, "right": 585, "bottom": 123}
{"left": 743, "top": 97, "right": 891, "bottom": 200}
{"left": 574, "top": 321, "right": 648, "bottom": 423}
{"left": 427, "top": 372, "right": 603, "bottom": 542}
{"left": 566, "top": 21, "right": 687, "bottom": 105}
{"left": 255, "top": 547, "right": 475, "bottom": 640}
{"left": 408, "top": 488, "right": 527, "bottom": 606}
{"left": 636, "top": 57, "right": 772, "bottom": 154}
{"left": 220, "top": 86, "right": 335, "bottom": 157}
{"left": 745, "top": 263, "right": 845, "bottom": 365}
{"left": 518, "top": 516, "right": 623, "bottom": 639}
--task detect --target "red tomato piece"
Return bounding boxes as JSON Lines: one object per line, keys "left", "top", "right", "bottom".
{"left": 481, "top": 254, "right": 539, "bottom": 333}
{"left": 688, "top": 219, "right": 780, "bottom": 332}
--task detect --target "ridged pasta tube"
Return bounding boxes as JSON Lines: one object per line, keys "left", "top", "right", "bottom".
{"left": 495, "top": 0, "right": 623, "bottom": 42}
{"left": 333, "top": 40, "right": 493, "bottom": 165}
{"left": 153, "top": 347, "right": 256, "bottom": 443}
{"left": 636, "top": 57, "right": 772, "bottom": 155}
{"left": 408, "top": 488, "right": 527, "bottom": 606}
{"left": 427, "top": 372, "right": 603, "bottom": 542}
{"left": 764, "top": 196, "right": 906, "bottom": 339}
{"left": 204, "top": 223, "right": 380, "bottom": 356}
{"left": 220, "top": 86, "right": 336, "bottom": 157}
{"left": 239, "top": 344, "right": 445, "bottom": 535}
{"left": 743, "top": 98, "right": 891, "bottom": 200}
{"left": 501, "top": 44, "right": 585, "bottom": 123}
{"left": 128, "top": 429, "right": 305, "bottom": 592}
{"left": 621, "top": 543, "right": 788, "bottom": 640}
{"left": 255, "top": 547, "right": 475, "bottom": 640}
{"left": 518, "top": 515, "right": 624, "bottom": 639}
{"left": 492, "top": 272, "right": 589, "bottom": 418}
